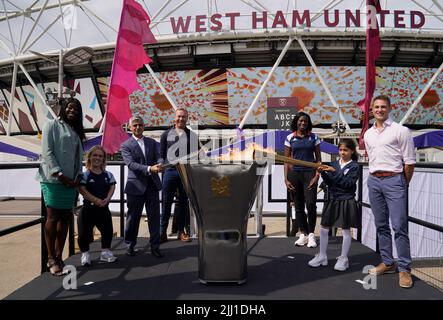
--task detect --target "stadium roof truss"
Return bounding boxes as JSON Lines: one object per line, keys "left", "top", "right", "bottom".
{"left": 0, "top": 0, "right": 442, "bottom": 137}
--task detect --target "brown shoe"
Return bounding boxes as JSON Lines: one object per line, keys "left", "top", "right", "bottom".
{"left": 178, "top": 231, "right": 191, "bottom": 242}
{"left": 368, "top": 262, "right": 397, "bottom": 275}
{"left": 399, "top": 271, "right": 413, "bottom": 288}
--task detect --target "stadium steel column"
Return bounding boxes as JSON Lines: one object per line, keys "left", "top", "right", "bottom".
{"left": 76, "top": 1, "right": 118, "bottom": 33}
{"left": 6, "top": 63, "right": 17, "bottom": 136}
{"left": 17, "top": 63, "right": 57, "bottom": 119}
{"left": 145, "top": 64, "right": 178, "bottom": 110}
{"left": 150, "top": 0, "right": 190, "bottom": 29}
{"left": 411, "top": 0, "right": 443, "bottom": 24}
{"left": 400, "top": 61, "right": 443, "bottom": 125}
{"left": 17, "top": 0, "right": 50, "bottom": 55}
{"left": 238, "top": 37, "right": 294, "bottom": 130}
{"left": 295, "top": 36, "right": 351, "bottom": 132}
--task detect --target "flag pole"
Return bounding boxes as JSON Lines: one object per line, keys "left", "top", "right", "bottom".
{"left": 145, "top": 64, "right": 178, "bottom": 110}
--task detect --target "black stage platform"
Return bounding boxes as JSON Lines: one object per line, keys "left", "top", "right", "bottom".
{"left": 6, "top": 237, "right": 443, "bottom": 300}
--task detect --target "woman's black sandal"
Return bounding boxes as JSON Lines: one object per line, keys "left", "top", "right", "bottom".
{"left": 47, "top": 258, "right": 63, "bottom": 276}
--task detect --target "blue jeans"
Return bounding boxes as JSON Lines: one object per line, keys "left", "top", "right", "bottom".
{"left": 160, "top": 168, "right": 189, "bottom": 235}
{"left": 368, "top": 174, "right": 412, "bottom": 272}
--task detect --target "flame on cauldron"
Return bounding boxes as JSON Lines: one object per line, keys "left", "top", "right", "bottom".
{"left": 214, "top": 143, "right": 275, "bottom": 163}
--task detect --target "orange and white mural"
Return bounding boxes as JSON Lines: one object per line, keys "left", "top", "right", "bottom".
{"left": 228, "top": 66, "right": 443, "bottom": 126}
{"left": 125, "top": 66, "right": 442, "bottom": 127}
{"left": 3, "top": 66, "right": 440, "bottom": 135}
{"left": 129, "top": 69, "right": 229, "bottom": 126}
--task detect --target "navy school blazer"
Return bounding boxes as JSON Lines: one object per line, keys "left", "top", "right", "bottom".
{"left": 320, "top": 160, "right": 359, "bottom": 200}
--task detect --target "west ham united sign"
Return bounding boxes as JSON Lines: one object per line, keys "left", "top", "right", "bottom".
{"left": 170, "top": 9, "right": 426, "bottom": 34}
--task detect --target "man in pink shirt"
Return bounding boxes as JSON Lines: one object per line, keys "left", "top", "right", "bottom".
{"left": 364, "top": 95, "right": 416, "bottom": 289}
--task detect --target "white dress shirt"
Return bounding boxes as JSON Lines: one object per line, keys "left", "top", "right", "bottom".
{"left": 364, "top": 118, "right": 416, "bottom": 174}
{"left": 339, "top": 159, "right": 352, "bottom": 169}
{"left": 132, "top": 134, "right": 151, "bottom": 174}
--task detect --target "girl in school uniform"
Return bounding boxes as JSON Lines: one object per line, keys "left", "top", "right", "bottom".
{"left": 308, "top": 139, "right": 361, "bottom": 271}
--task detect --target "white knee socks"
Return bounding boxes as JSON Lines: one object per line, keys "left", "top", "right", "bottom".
{"left": 341, "top": 229, "right": 352, "bottom": 258}
{"left": 319, "top": 227, "right": 329, "bottom": 257}
{"left": 319, "top": 227, "right": 352, "bottom": 258}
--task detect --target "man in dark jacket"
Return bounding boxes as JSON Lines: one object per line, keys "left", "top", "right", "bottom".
{"left": 121, "top": 116, "right": 163, "bottom": 257}
{"left": 159, "top": 108, "right": 199, "bottom": 242}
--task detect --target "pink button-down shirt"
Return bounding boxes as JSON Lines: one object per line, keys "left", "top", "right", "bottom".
{"left": 364, "top": 118, "right": 416, "bottom": 174}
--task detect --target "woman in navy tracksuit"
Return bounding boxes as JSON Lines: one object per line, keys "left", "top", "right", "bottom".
{"left": 285, "top": 112, "right": 322, "bottom": 248}
{"left": 77, "top": 145, "right": 117, "bottom": 266}
{"left": 308, "top": 139, "right": 361, "bottom": 271}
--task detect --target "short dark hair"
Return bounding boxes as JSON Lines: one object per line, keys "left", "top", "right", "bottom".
{"left": 129, "top": 116, "right": 144, "bottom": 125}
{"left": 176, "top": 107, "right": 188, "bottom": 115}
{"left": 290, "top": 111, "right": 313, "bottom": 133}
{"left": 371, "top": 94, "right": 391, "bottom": 107}
{"left": 59, "top": 97, "right": 85, "bottom": 141}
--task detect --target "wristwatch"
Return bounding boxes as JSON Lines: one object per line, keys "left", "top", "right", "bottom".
{"left": 57, "top": 172, "right": 64, "bottom": 177}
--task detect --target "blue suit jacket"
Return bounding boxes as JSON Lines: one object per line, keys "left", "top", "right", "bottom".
{"left": 121, "top": 136, "right": 162, "bottom": 195}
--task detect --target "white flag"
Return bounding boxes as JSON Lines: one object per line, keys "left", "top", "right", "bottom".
{"left": 62, "top": 5, "right": 78, "bottom": 30}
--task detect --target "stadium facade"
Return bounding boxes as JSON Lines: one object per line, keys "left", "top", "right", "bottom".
{"left": 0, "top": 0, "right": 442, "bottom": 161}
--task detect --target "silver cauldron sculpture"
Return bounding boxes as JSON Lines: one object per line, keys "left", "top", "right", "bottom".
{"left": 177, "top": 161, "right": 266, "bottom": 284}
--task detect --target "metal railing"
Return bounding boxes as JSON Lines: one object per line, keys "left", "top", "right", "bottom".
{"left": 1, "top": 161, "right": 442, "bottom": 279}
{"left": 0, "top": 162, "right": 127, "bottom": 274}
{"left": 107, "top": 161, "right": 126, "bottom": 238}
{"left": 266, "top": 162, "right": 357, "bottom": 239}
{"left": 0, "top": 162, "right": 49, "bottom": 273}
{"left": 358, "top": 163, "right": 443, "bottom": 245}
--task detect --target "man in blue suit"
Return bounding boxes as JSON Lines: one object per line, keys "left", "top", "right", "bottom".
{"left": 121, "top": 116, "right": 163, "bottom": 258}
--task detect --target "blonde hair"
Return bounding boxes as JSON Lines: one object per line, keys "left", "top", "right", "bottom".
{"left": 85, "top": 145, "right": 107, "bottom": 170}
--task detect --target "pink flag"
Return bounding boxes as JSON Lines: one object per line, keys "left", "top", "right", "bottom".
{"left": 102, "top": 0, "right": 156, "bottom": 154}
{"left": 357, "top": 0, "right": 381, "bottom": 150}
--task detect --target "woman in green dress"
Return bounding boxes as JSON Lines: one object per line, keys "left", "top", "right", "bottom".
{"left": 37, "top": 98, "right": 85, "bottom": 275}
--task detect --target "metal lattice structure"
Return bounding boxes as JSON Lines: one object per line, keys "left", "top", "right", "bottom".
{"left": 0, "top": 0, "right": 442, "bottom": 140}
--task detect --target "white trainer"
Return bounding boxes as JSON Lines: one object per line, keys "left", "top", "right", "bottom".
{"left": 294, "top": 233, "right": 308, "bottom": 246}
{"left": 334, "top": 256, "right": 349, "bottom": 271}
{"left": 308, "top": 254, "right": 328, "bottom": 267}
{"left": 307, "top": 233, "right": 317, "bottom": 248}
{"left": 81, "top": 251, "right": 91, "bottom": 267}
{"left": 100, "top": 249, "right": 117, "bottom": 263}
